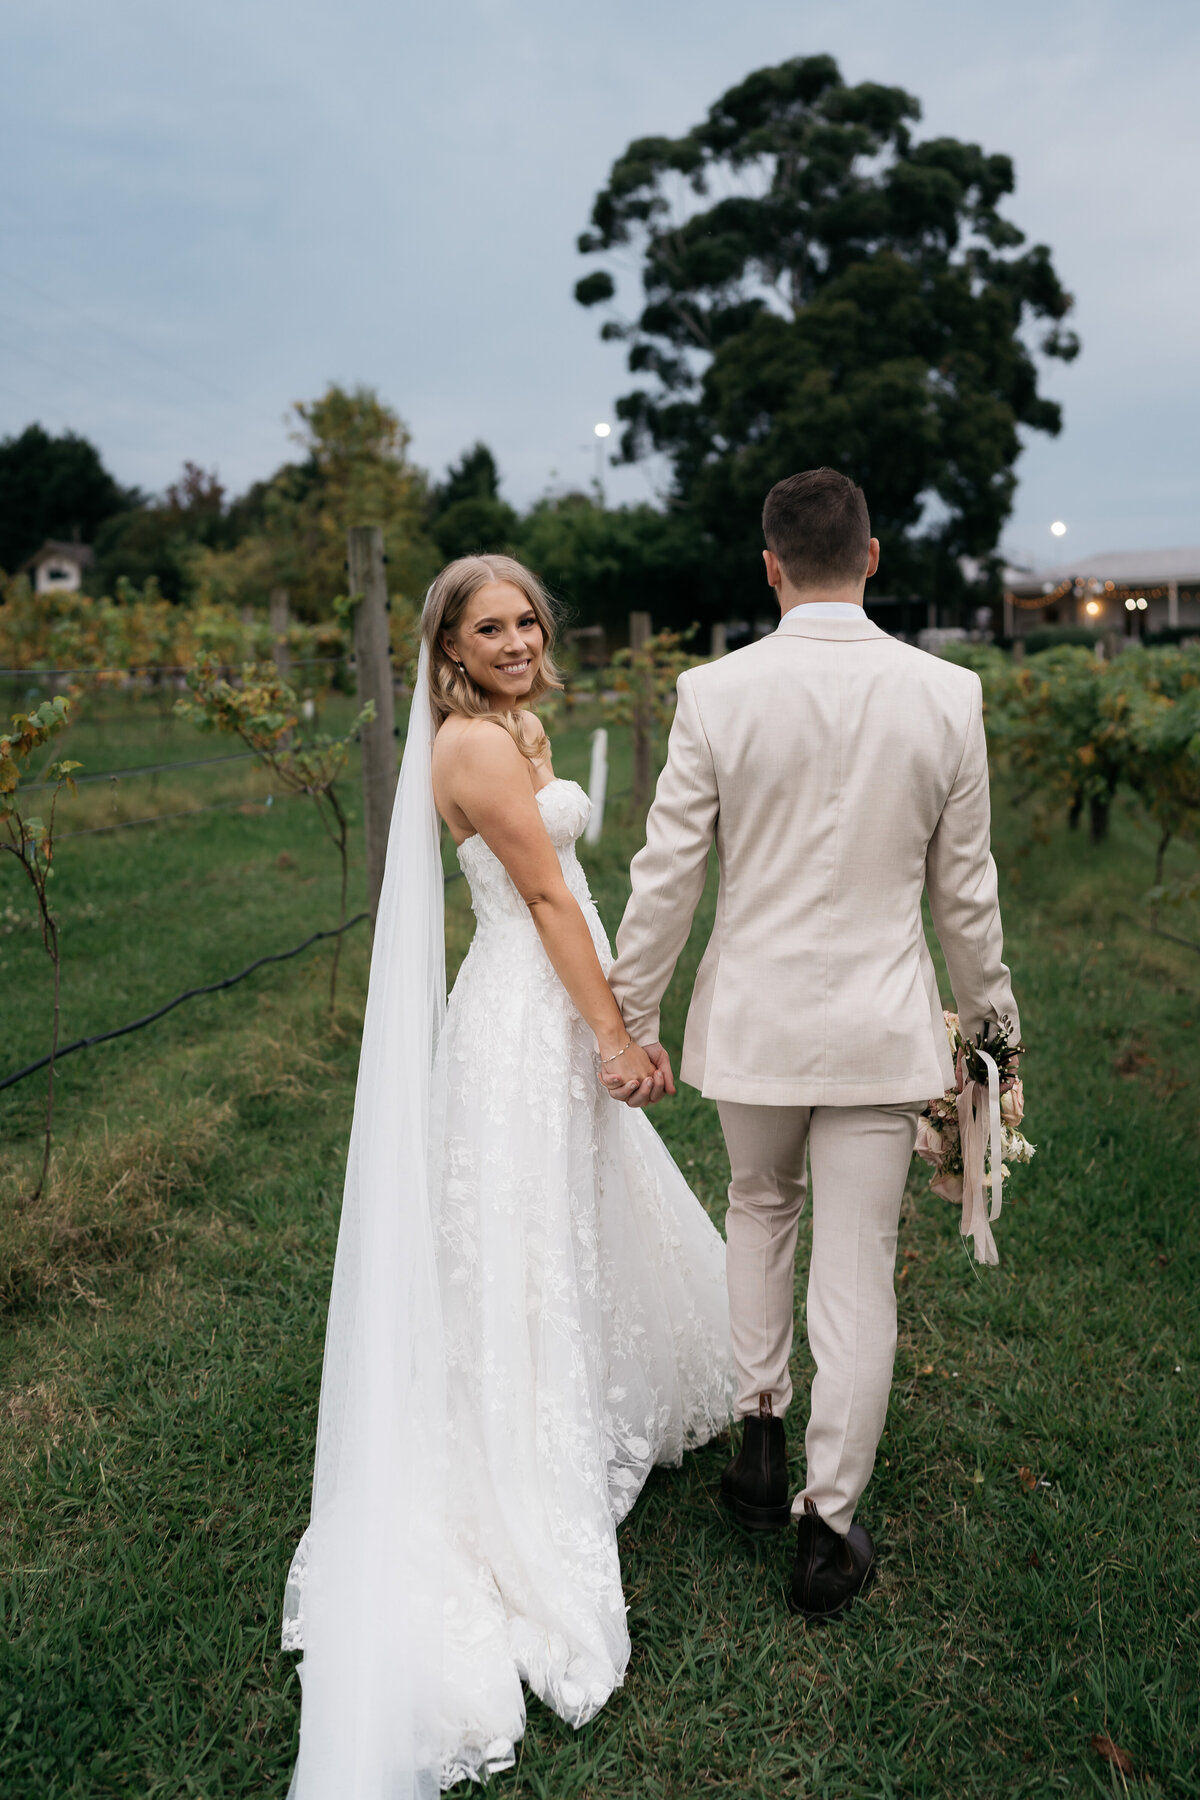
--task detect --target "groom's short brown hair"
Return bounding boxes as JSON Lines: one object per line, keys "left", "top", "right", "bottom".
{"left": 762, "top": 468, "right": 871, "bottom": 588}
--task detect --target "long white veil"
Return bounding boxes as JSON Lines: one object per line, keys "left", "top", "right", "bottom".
{"left": 285, "top": 642, "right": 447, "bottom": 1799}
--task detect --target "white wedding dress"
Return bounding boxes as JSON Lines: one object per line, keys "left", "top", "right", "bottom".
{"left": 284, "top": 774, "right": 735, "bottom": 1790}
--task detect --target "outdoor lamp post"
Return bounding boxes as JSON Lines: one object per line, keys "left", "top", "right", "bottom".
{"left": 594, "top": 421, "right": 611, "bottom": 496}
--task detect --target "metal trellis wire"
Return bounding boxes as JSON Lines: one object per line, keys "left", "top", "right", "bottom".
{"left": 25, "top": 750, "right": 260, "bottom": 791}
{"left": 0, "top": 656, "right": 350, "bottom": 680}
{"left": 56, "top": 792, "right": 301, "bottom": 839}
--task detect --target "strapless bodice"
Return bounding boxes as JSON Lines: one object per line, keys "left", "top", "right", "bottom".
{"left": 456, "top": 778, "right": 594, "bottom": 931}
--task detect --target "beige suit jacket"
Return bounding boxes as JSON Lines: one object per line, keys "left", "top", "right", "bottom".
{"left": 609, "top": 609, "right": 1019, "bottom": 1107}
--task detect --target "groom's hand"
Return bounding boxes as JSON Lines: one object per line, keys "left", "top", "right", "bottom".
{"left": 602, "top": 1042, "right": 675, "bottom": 1109}
{"left": 642, "top": 1042, "right": 676, "bottom": 1098}
{"left": 600, "top": 1040, "right": 668, "bottom": 1107}
{"left": 600, "top": 1039, "right": 660, "bottom": 1107}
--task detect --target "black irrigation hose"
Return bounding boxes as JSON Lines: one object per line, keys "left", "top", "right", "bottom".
{"left": 1, "top": 870, "right": 466, "bottom": 1094}
{"left": 0, "top": 914, "right": 370, "bottom": 1093}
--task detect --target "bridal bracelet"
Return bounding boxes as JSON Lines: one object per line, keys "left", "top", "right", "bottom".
{"left": 601, "top": 1036, "right": 633, "bottom": 1065}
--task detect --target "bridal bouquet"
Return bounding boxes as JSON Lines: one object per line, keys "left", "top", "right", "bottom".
{"left": 914, "top": 1012, "right": 1035, "bottom": 1263}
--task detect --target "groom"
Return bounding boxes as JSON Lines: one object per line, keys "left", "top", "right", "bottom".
{"left": 607, "top": 468, "right": 1019, "bottom": 1617}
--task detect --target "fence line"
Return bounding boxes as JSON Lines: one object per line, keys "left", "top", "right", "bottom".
{"left": 57, "top": 793, "right": 298, "bottom": 839}
{"left": 26, "top": 749, "right": 260, "bottom": 791}
{"left": 0, "top": 656, "right": 348, "bottom": 680}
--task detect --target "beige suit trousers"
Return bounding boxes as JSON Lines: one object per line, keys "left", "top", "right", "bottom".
{"left": 717, "top": 1099, "right": 921, "bottom": 1537}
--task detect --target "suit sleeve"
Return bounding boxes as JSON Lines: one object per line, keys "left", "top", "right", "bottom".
{"left": 609, "top": 671, "right": 719, "bottom": 1045}
{"left": 925, "top": 677, "right": 1020, "bottom": 1046}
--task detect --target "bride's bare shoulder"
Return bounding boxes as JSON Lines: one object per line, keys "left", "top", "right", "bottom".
{"left": 434, "top": 715, "right": 525, "bottom": 788}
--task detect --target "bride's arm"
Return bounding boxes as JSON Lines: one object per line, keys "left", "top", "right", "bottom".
{"left": 447, "top": 723, "right": 662, "bottom": 1097}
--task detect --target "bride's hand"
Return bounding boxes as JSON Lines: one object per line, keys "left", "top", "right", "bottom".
{"left": 599, "top": 1038, "right": 664, "bottom": 1106}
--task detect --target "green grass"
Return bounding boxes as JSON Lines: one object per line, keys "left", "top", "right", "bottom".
{"left": 1, "top": 698, "right": 1198, "bottom": 1798}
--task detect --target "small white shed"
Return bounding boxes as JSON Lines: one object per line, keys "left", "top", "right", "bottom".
{"left": 21, "top": 540, "right": 95, "bottom": 595}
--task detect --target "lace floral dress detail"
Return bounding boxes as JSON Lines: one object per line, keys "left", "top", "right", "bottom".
{"left": 286, "top": 779, "right": 734, "bottom": 1788}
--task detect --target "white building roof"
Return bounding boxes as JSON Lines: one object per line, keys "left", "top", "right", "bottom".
{"left": 1029, "top": 547, "right": 1200, "bottom": 586}
{"left": 20, "top": 539, "right": 95, "bottom": 572}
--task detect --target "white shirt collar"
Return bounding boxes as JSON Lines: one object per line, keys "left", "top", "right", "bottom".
{"left": 776, "top": 601, "right": 865, "bottom": 625}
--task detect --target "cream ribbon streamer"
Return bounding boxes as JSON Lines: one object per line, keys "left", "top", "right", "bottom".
{"left": 955, "top": 1047, "right": 1004, "bottom": 1265}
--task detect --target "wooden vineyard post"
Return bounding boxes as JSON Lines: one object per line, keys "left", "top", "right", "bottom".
{"left": 584, "top": 728, "right": 608, "bottom": 845}
{"left": 269, "top": 587, "right": 291, "bottom": 678}
{"left": 629, "top": 610, "right": 652, "bottom": 811}
{"left": 347, "top": 526, "right": 397, "bottom": 929}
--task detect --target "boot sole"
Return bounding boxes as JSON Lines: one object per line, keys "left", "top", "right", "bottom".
{"left": 721, "top": 1491, "right": 792, "bottom": 1533}
{"left": 786, "top": 1558, "right": 876, "bottom": 1620}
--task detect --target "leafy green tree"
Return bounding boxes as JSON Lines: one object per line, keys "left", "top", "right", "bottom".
{"left": 0, "top": 424, "right": 136, "bottom": 572}
{"left": 196, "top": 386, "right": 438, "bottom": 622}
{"left": 576, "top": 54, "right": 1079, "bottom": 616}
{"left": 93, "top": 463, "right": 231, "bottom": 600}
{"left": 516, "top": 492, "right": 708, "bottom": 637}
{"left": 428, "top": 443, "right": 518, "bottom": 562}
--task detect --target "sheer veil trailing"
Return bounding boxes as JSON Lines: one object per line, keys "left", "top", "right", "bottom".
{"left": 284, "top": 642, "right": 448, "bottom": 1799}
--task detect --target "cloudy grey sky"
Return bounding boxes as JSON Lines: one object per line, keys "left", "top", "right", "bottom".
{"left": 2, "top": 0, "right": 1196, "bottom": 568}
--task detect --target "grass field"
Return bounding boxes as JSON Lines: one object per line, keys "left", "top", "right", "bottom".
{"left": 1, "top": 692, "right": 1198, "bottom": 1798}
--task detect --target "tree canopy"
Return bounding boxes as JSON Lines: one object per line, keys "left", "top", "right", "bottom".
{"left": 516, "top": 493, "right": 706, "bottom": 637}
{"left": 93, "top": 462, "right": 234, "bottom": 600}
{"left": 193, "top": 385, "right": 438, "bottom": 620}
{"left": 427, "top": 442, "right": 518, "bottom": 562}
{"left": 0, "top": 424, "right": 136, "bottom": 573}
{"left": 576, "top": 54, "right": 1079, "bottom": 614}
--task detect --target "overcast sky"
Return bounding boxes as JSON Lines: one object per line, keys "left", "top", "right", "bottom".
{"left": 2, "top": 0, "right": 1197, "bottom": 569}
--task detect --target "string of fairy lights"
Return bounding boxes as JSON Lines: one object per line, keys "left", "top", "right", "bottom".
{"left": 1005, "top": 577, "right": 1200, "bottom": 615}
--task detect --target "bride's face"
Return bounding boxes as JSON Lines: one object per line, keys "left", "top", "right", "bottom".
{"left": 446, "top": 582, "right": 544, "bottom": 706}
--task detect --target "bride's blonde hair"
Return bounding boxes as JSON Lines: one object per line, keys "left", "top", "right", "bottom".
{"left": 422, "top": 554, "right": 563, "bottom": 761}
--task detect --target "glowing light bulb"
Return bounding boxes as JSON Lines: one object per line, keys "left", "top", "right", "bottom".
{"left": 1085, "top": 600, "right": 1101, "bottom": 616}
{"left": 1050, "top": 520, "right": 1067, "bottom": 537}
{"left": 594, "top": 422, "right": 612, "bottom": 439}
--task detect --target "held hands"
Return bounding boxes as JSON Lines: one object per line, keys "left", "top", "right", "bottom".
{"left": 599, "top": 1039, "right": 677, "bottom": 1109}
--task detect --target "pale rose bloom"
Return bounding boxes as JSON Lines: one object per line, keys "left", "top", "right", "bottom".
{"left": 914, "top": 1115, "right": 944, "bottom": 1165}
{"left": 943, "top": 1011, "right": 961, "bottom": 1053}
{"left": 930, "top": 1169, "right": 964, "bottom": 1205}
{"left": 1000, "top": 1078, "right": 1025, "bottom": 1127}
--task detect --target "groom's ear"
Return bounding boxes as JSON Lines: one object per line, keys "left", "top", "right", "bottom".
{"left": 866, "top": 538, "right": 881, "bottom": 580}
{"left": 763, "top": 548, "right": 782, "bottom": 590}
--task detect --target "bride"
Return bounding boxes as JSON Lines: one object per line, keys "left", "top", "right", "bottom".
{"left": 283, "top": 554, "right": 735, "bottom": 1796}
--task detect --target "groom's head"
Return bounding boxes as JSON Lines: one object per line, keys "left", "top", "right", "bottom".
{"left": 762, "top": 468, "right": 876, "bottom": 596}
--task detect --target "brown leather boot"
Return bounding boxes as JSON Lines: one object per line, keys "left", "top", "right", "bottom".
{"left": 719, "top": 1394, "right": 791, "bottom": 1532}
{"left": 788, "top": 1498, "right": 875, "bottom": 1618}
